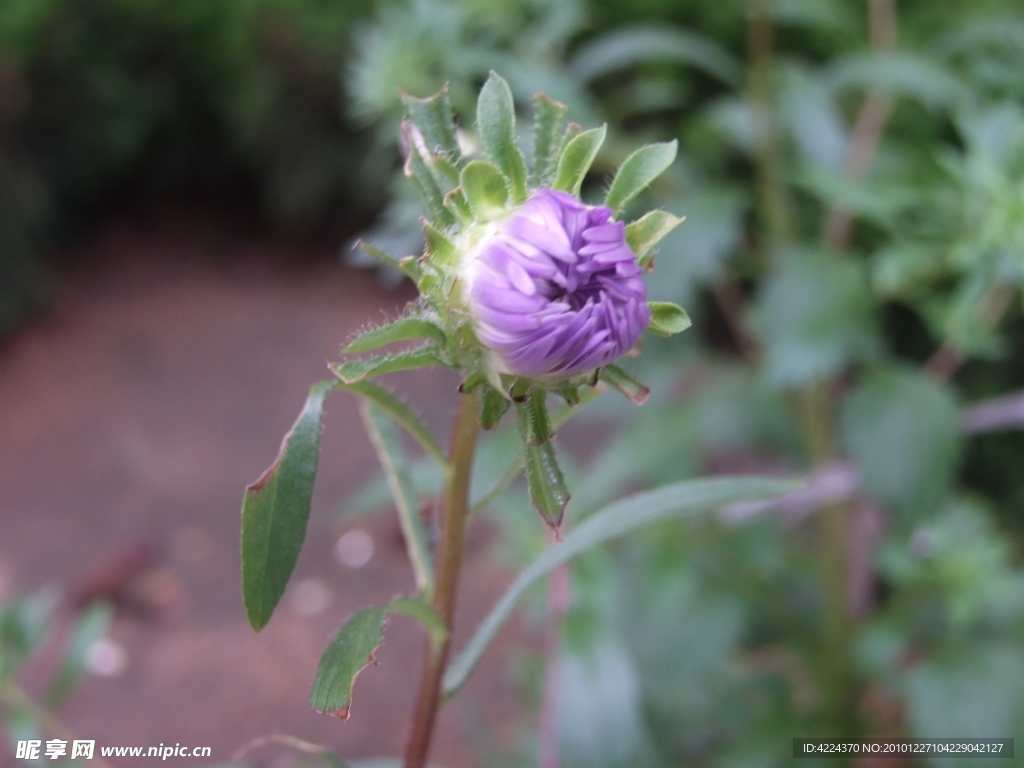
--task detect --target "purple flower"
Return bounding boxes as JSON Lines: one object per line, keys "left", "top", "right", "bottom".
{"left": 462, "top": 188, "right": 649, "bottom": 379}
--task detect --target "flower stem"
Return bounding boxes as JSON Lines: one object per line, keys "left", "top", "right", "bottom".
{"left": 404, "top": 390, "right": 481, "bottom": 768}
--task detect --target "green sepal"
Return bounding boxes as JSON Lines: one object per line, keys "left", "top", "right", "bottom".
{"left": 532, "top": 93, "right": 570, "bottom": 186}
{"left": 605, "top": 140, "right": 678, "bottom": 216}
{"left": 522, "top": 440, "right": 570, "bottom": 532}
{"left": 400, "top": 84, "right": 460, "bottom": 158}
{"left": 514, "top": 392, "right": 554, "bottom": 446}
{"left": 459, "top": 371, "right": 487, "bottom": 394}
{"left": 443, "top": 187, "right": 473, "bottom": 222}
{"left": 477, "top": 71, "right": 528, "bottom": 203}
{"left": 421, "top": 219, "right": 456, "bottom": 268}
{"left": 626, "top": 211, "right": 685, "bottom": 267}
{"left": 460, "top": 160, "right": 510, "bottom": 218}
{"left": 402, "top": 121, "right": 455, "bottom": 227}
{"left": 647, "top": 301, "right": 692, "bottom": 336}
{"left": 480, "top": 386, "right": 512, "bottom": 429}
{"left": 556, "top": 385, "right": 581, "bottom": 406}
{"left": 599, "top": 364, "right": 650, "bottom": 405}
{"left": 356, "top": 240, "right": 420, "bottom": 280}
{"left": 331, "top": 347, "right": 444, "bottom": 383}
{"left": 344, "top": 317, "right": 447, "bottom": 354}
{"left": 553, "top": 125, "right": 607, "bottom": 197}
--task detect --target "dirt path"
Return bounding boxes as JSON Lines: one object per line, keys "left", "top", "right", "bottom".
{"left": 0, "top": 217, "right": 538, "bottom": 767}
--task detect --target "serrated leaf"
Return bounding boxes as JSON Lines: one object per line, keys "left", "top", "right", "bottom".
{"left": 344, "top": 318, "right": 446, "bottom": 355}
{"left": 626, "top": 211, "right": 685, "bottom": 266}
{"left": 331, "top": 347, "right": 443, "bottom": 384}
{"left": 605, "top": 141, "right": 678, "bottom": 216}
{"left": 311, "top": 597, "right": 448, "bottom": 719}
{"left": 477, "top": 72, "right": 528, "bottom": 202}
{"left": 521, "top": 440, "right": 569, "bottom": 530}
{"left": 460, "top": 160, "right": 510, "bottom": 218}
{"left": 599, "top": 364, "right": 650, "bottom": 405}
{"left": 480, "top": 386, "right": 512, "bottom": 430}
{"left": 553, "top": 125, "right": 607, "bottom": 196}
{"left": 839, "top": 368, "right": 961, "bottom": 516}
{"left": 515, "top": 393, "right": 554, "bottom": 446}
{"left": 400, "top": 85, "right": 459, "bottom": 157}
{"left": 360, "top": 403, "right": 435, "bottom": 595}
{"left": 242, "top": 381, "right": 334, "bottom": 630}
{"left": 443, "top": 476, "right": 798, "bottom": 696}
{"left": 647, "top": 301, "right": 692, "bottom": 336}
{"left": 532, "top": 93, "right": 570, "bottom": 186}
{"left": 335, "top": 380, "right": 445, "bottom": 465}
{"left": 47, "top": 601, "right": 114, "bottom": 707}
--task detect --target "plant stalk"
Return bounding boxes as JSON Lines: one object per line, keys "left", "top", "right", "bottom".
{"left": 404, "top": 390, "right": 481, "bottom": 768}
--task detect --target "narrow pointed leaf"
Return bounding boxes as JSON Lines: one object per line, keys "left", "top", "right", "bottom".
{"left": 310, "top": 596, "right": 449, "bottom": 720}
{"left": 331, "top": 347, "right": 443, "bottom": 384}
{"left": 532, "top": 93, "right": 570, "bottom": 186}
{"left": 605, "top": 140, "right": 678, "bottom": 216}
{"left": 335, "top": 380, "right": 445, "bottom": 465}
{"left": 360, "top": 404, "right": 434, "bottom": 594}
{"left": 480, "top": 386, "right": 512, "bottom": 429}
{"left": 443, "top": 187, "right": 472, "bottom": 222}
{"left": 421, "top": 219, "right": 456, "bottom": 268}
{"left": 403, "top": 122, "right": 455, "bottom": 227}
{"left": 626, "top": 211, "right": 685, "bottom": 266}
{"left": 355, "top": 240, "right": 419, "bottom": 280}
{"left": 647, "top": 301, "right": 692, "bottom": 336}
{"left": 515, "top": 392, "right": 554, "bottom": 446}
{"left": 552, "top": 125, "right": 607, "bottom": 196}
{"left": 443, "top": 476, "right": 799, "bottom": 697}
{"left": 344, "top": 318, "right": 446, "bottom": 355}
{"left": 523, "top": 441, "right": 569, "bottom": 530}
{"left": 242, "top": 381, "right": 334, "bottom": 630}
{"left": 460, "top": 160, "right": 510, "bottom": 218}
{"left": 599, "top": 364, "right": 650, "bottom": 405}
{"left": 400, "top": 85, "right": 459, "bottom": 157}
{"left": 477, "top": 72, "right": 528, "bottom": 202}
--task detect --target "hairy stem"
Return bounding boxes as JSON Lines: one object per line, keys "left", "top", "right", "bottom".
{"left": 404, "top": 390, "right": 481, "bottom": 768}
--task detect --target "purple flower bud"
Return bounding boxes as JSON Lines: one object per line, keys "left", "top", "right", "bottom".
{"left": 462, "top": 188, "right": 649, "bottom": 379}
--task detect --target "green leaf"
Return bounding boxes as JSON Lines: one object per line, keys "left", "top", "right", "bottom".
{"left": 400, "top": 85, "right": 459, "bottom": 157}
{"left": 515, "top": 392, "right": 554, "bottom": 446}
{"left": 335, "top": 381, "right": 445, "bottom": 465}
{"left": 443, "top": 476, "right": 798, "bottom": 696}
{"left": 460, "top": 160, "right": 510, "bottom": 218}
{"left": 480, "top": 386, "right": 512, "bottom": 430}
{"left": 839, "top": 368, "right": 961, "bottom": 517}
{"left": 355, "top": 240, "right": 419, "bottom": 280}
{"left": 242, "top": 381, "right": 333, "bottom": 631}
{"left": 331, "top": 347, "right": 443, "bottom": 384}
{"left": 532, "top": 93, "right": 570, "bottom": 186}
{"left": 421, "top": 219, "right": 456, "bottom": 269}
{"left": 47, "top": 601, "right": 114, "bottom": 707}
{"left": 522, "top": 440, "right": 569, "bottom": 531}
{"left": 310, "top": 605, "right": 387, "bottom": 720}
{"left": 626, "top": 211, "right": 685, "bottom": 267}
{"left": 311, "top": 597, "right": 447, "bottom": 719}
{"left": 476, "top": 72, "right": 528, "bottom": 202}
{"left": 605, "top": 141, "right": 678, "bottom": 216}
{"left": 552, "top": 125, "right": 607, "bottom": 196}
{"left": 344, "top": 318, "right": 446, "bottom": 355}
{"left": 599, "top": 364, "right": 650, "bottom": 405}
{"left": 360, "top": 403, "right": 435, "bottom": 595}
{"left": 647, "top": 301, "right": 692, "bottom": 336}
{"left": 403, "top": 121, "right": 455, "bottom": 227}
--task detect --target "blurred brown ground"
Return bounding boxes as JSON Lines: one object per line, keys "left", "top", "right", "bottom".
{"left": 0, "top": 212, "right": 539, "bottom": 767}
